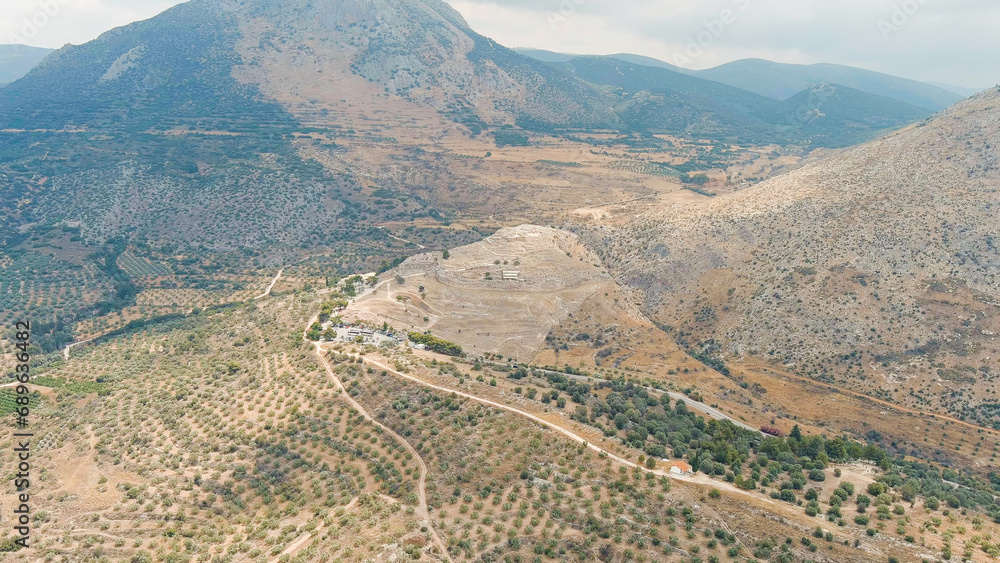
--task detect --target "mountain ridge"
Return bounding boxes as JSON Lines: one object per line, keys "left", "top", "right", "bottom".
{"left": 515, "top": 48, "right": 966, "bottom": 111}
{"left": 558, "top": 56, "right": 932, "bottom": 146}
{"left": 0, "top": 43, "right": 54, "bottom": 83}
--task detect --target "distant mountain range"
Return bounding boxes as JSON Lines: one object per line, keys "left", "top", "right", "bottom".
{"left": 928, "top": 82, "right": 989, "bottom": 98}
{"left": 0, "top": 44, "right": 54, "bottom": 83}
{"left": 4, "top": 42, "right": 983, "bottom": 109}
{"left": 556, "top": 56, "right": 931, "bottom": 146}
{"left": 515, "top": 48, "right": 972, "bottom": 112}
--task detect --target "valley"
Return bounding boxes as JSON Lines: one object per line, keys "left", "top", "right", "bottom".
{"left": 0, "top": 0, "right": 998, "bottom": 562}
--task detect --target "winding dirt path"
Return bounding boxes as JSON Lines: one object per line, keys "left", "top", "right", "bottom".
{"left": 255, "top": 268, "right": 284, "bottom": 300}
{"left": 352, "top": 354, "right": 784, "bottom": 556}
{"left": 63, "top": 337, "right": 95, "bottom": 360}
{"left": 303, "top": 298, "right": 902, "bottom": 559}
{"left": 307, "top": 317, "right": 450, "bottom": 561}
{"left": 267, "top": 522, "right": 325, "bottom": 563}
{"left": 378, "top": 226, "right": 427, "bottom": 249}
{"left": 353, "top": 353, "right": 924, "bottom": 558}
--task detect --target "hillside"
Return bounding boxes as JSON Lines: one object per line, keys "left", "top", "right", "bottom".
{"left": 590, "top": 87, "right": 1000, "bottom": 426}
{"left": 0, "top": 44, "right": 53, "bottom": 83}
{"left": 347, "top": 225, "right": 615, "bottom": 362}
{"left": 559, "top": 57, "right": 932, "bottom": 146}
{"left": 557, "top": 57, "right": 780, "bottom": 144}
{"left": 699, "top": 59, "right": 964, "bottom": 111}
{"left": 515, "top": 49, "right": 965, "bottom": 111}
{"left": 765, "top": 82, "right": 934, "bottom": 147}
{"left": 14, "top": 288, "right": 993, "bottom": 562}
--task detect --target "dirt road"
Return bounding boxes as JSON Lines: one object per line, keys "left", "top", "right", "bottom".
{"left": 529, "top": 365, "right": 760, "bottom": 433}
{"left": 63, "top": 338, "right": 95, "bottom": 360}
{"left": 255, "top": 268, "right": 284, "bottom": 300}
{"left": 358, "top": 354, "right": 750, "bottom": 492}
{"left": 308, "top": 322, "right": 450, "bottom": 561}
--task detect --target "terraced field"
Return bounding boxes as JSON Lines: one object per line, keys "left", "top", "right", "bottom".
{"left": 116, "top": 252, "right": 172, "bottom": 278}
{"left": 5, "top": 293, "right": 443, "bottom": 561}
{"left": 0, "top": 250, "right": 108, "bottom": 326}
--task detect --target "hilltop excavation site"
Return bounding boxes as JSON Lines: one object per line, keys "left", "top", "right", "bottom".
{"left": 344, "top": 224, "right": 644, "bottom": 363}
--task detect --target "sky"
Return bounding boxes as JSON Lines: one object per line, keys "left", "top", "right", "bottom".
{"left": 1, "top": 0, "right": 997, "bottom": 89}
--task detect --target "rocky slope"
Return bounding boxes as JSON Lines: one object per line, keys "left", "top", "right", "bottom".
{"left": 0, "top": 0, "right": 614, "bottom": 250}
{"left": 590, "top": 87, "right": 1000, "bottom": 424}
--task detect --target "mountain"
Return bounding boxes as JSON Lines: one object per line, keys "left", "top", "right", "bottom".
{"left": 697, "top": 59, "right": 963, "bottom": 111}
{"left": 929, "top": 81, "right": 989, "bottom": 98}
{"left": 0, "top": 0, "right": 614, "bottom": 133}
{"left": 515, "top": 49, "right": 964, "bottom": 112}
{"left": 0, "top": 0, "right": 943, "bottom": 259}
{"left": 0, "top": 44, "right": 53, "bottom": 83}
{"left": 510, "top": 47, "right": 576, "bottom": 63}
{"left": 602, "top": 52, "right": 688, "bottom": 73}
{"left": 0, "top": 0, "right": 621, "bottom": 251}
{"left": 514, "top": 48, "right": 687, "bottom": 73}
{"left": 590, "top": 87, "right": 1000, "bottom": 426}
{"left": 558, "top": 57, "right": 932, "bottom": 146}
{"left": 556, "top": 56, "right": 778, "bottom": 143}
{"left": 763, "top": 82, "right": 933, "bottom": 146}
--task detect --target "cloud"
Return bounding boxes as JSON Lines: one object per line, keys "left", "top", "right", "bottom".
{"left": 448, "top": 0, "right": 1000, "bottom": 88}
{"left": 1, "top": 0, "right": 182, "bottom": 49}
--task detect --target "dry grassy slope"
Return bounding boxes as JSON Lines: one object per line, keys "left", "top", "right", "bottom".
{"left": 590, "top": 88, "right": 1000, "bottom": 421}
{"left": 347, "top": 225, "right": 612, "bottom": 361}
{"left": 345, "top": 224, "right": 1000, "bottom": 472}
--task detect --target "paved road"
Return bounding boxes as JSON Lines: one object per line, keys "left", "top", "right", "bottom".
{"left": 665, "top": 391, "right": 760, "bottom": 433}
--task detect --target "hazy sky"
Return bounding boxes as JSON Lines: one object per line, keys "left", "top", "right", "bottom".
{"left": 2, "top": 0, "right": 997, "bottom": 88}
